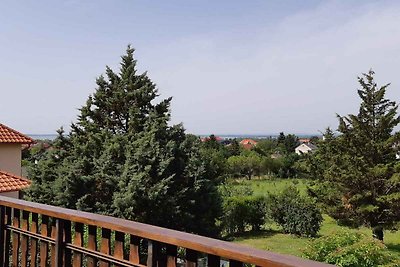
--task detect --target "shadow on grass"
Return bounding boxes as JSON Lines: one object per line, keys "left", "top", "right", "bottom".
{"left": 225, "top": 229, "right": 281, "bottom": 241}
{"left": 386, "top": 243, "right": 400, "bottom": 254}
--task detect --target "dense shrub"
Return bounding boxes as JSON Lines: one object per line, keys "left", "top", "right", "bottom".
{"left": 221, "top": 196, "right": 267, "bottom": 234}
{"left": 269, "top": 186, "right": 322, "bottom": 237}
{"left": 303, "top": 231, "right": 400, "bottom": 267}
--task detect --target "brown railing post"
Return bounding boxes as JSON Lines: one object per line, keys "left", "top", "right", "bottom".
{"left": 30, "top": 213, "right": 39, "bottom": 266}
{"left": 0, "top": 205, "right": 5, "bottom": 266}
{"left": 21, "top": 210, "right": 29, "bottom": 267}
{"left": 147, "top": 240, "right": 162, "bottom": 267}
{"left": 40, "top": 215, "right": 49, "bottom": 267}
{"left": 73, "top": 222, "right": 84, "bottom": 267}
{"left": 114, "top": 231, "right": 125, "bottom": 260}
{"left": 12, "top": 208, "right": 20, "bottom": 267}
{"left": 51, "top": 219, "right": 57, "bottom": 267}
{"left": 87, "top": 225, "right": 97, "bottom": 267}
{"left": 100, "top": 228, "right": 111, "bottom": 267}
{"left": 129, "top": 235, "right": 140, "bottom": 264}
{"left": 166, "top": 244, "right": 177, "bottom": 267}
{"left": 64, "top": 220, "right": 72, "bottom": 266}
{"left": 4, "top": 207, "right": 11, "bottom": 267}
{"left": 186, "top": 249, "right": 197, "bottom": 267}
{"left": 55, "top": 219, "right": 64, "bottom": 267}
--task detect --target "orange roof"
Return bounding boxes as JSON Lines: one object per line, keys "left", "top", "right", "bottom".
{"left": 0, "top": 123, "right": 33, "bottom": 144}
{"left": 0, "top": 170, "right": 31, "bottom": 193}
{"left": 240, "top": 139, "right": 258, "bottom": 145}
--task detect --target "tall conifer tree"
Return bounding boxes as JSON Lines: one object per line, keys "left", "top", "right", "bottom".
{"left": 26, "top": 46, "right": 222, "bottom": 236}
{"left": 310, "top": 70, "right": 400, "bottom": 240}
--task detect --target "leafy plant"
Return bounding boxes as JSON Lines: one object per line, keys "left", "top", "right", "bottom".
{"left": 221, "top": 196, "right": 267, "bottom": 234}
{"left": 269, "top": 186, "right": 322, "bottom": 237}
{"left": 303, "top": 231, "right": 400, "bottom": 267}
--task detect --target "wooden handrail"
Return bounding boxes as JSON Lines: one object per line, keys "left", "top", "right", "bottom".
{"left": 0, "top": 196, "right": 334, "bottom": 267}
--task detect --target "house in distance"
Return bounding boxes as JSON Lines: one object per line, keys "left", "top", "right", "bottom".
{"left": 0, "top": 123, "right": 33, "bottom": 198}
{"left": 295, "top": 142, "right": 317, "bottom": 155}
{"left": 240, "top": 138, "right": 258, "bottom": 150}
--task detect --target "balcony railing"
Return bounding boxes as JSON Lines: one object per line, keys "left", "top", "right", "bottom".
{"left": 0, "top": 196, "right": 333, "bottom": 267}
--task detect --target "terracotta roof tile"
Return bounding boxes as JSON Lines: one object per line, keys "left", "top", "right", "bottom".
{"left": 240, "top": 139, "right": 258, "bottom": 145}
{"left": 0, "top": 170, "right": 31, "bottom": 193}
{"left": 0, "top": 123, "right": 33, "bottom": 144}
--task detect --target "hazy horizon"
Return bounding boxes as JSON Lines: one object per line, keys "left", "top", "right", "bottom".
{"left": 2, "top": 0, "right": 400, "bottom": 135}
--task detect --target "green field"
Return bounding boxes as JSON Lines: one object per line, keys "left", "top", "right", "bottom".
{"left": 227, "top": 177, "right": 310, "bottom": 196}
{"left": 230, "top": 178, "right": 400, "bottom": 257}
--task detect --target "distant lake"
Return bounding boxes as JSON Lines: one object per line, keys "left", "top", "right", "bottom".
{"left": 28, "top": 134, "right": 58, "bottom": 141}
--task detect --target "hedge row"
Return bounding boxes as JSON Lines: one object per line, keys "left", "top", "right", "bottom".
{"left": 221, "top": 186, "right": 322, "bottom": 237}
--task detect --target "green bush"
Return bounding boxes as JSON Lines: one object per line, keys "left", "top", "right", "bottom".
{"left": 221, "top": 195, "right": 267, "bottom": 234}
{"left": 303, "top": 231, "right": 400, "bottom": 267}
{"left": 269, "top": 186, "right": 322, "bottom": 237}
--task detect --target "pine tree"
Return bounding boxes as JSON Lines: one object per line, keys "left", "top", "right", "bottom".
{"left": 310, "top": 70, "right": 400, "bottom": 240}
{"left": 26, "top": 46, "right": 222, "bottom": 236}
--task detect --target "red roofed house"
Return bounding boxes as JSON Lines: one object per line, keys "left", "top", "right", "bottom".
{"left": 240, "top": 139, "right": 258, "bottom": 150}
{"left": 0, "top": 123, "right": 33, "bottom": 198}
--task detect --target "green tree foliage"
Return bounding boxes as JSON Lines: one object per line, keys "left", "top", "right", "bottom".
{"left": 203, "top": 134, "right": 222, "bottom": 150}
{"left": 277, "top": 132, "right": 300, "bottom": 154}
{"left": 227, "top": 152, "right": 263, "bottom": 179}
{"left": 261, "top": 157, "right": 282, "bottom": 175}
{"left": 199, "top": 135, "right": 230, "bottom": 182}
{"left": 276, "top": 153, "right": 301, "bottom": 178}
{"left": 26, "top": 128, "right": 70, "bottom": 205}
{"left": 253, "top": 138, "right": 278, "bottom": 156}
{"left": 221, "top": 196, "right": 267, "bottom": 235}
{"left": 269, "top": 186, "right": 322, "bottom": 237}
{"left": 303, "top": 231, "right": 400, "bottom": 267}
{"left": 309, "top": 70, "right": 400, "bottom": 240}
{"left": 26, "top": 46, "right": 222, "bottom": 237}
{"left": 226, "top": 138, "right": 241, "bottom": 157}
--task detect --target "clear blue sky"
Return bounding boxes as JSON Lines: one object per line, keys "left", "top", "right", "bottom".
{"left": 1, "top": 0, "right": 400, "bottom": 135}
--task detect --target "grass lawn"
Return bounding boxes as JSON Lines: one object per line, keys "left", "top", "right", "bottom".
{"left": 229, "top": 177, "right": 400, "bottom": 257}
{"left": 227, "top": 176, "right": 310, "bottom": 196}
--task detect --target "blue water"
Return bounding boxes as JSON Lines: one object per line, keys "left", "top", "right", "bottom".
{"left": 28, "top": 134, "right": 58, "bottom": 141}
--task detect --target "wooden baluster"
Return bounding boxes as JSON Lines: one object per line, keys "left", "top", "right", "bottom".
{"left": 40, "top": 215, "right": 49, "bottom": 267}
{"left": 186, "top": 249, "right": 198, "bottom": 267}
{"left": 11, "top": 208, "right": 20, "bottom": 267}
{"left": 51, "top": 219, "right": 57, "bottom": 267}
{"left": 147, "top": 240, "right": 162, "bottom": 267}
{"left": 114, "top": 231, "right": 125, "bottom": 260}
{"left": 54, "top": 219, "right": 64, "bottom": 267}
{"left": 4, "top": 207, "right": 11, "bottom": 267}
{"left": 30, "top": 213, "right": 39, "bottom": 266}
{"left": 86, "top": 225, "right": 97, "bottom": 267}
{"left": 207, "top": 255, "right": 220, "bottom": 267}
{"left": 166, "top": 245, "right": 177, "bottom": 267}
{"left": 73, "top": 222, "right": 83, "bottom": 267}
{"left": 229, "top": 260, "right": 243, "bottom": 267}
{"left": 129, "top": 235, "right": 140, "bottom": 264}
{"left": 100, "top": 228, "right": 111, "bottom": 267}
{"left": 20, "top": 210, "right": 29, "bottom": 267}
{"left": 0, "top": 206, "right": 5, "bottom": 265}
{"left": 64, "top": 220, "right": 72, "bottom": 266}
